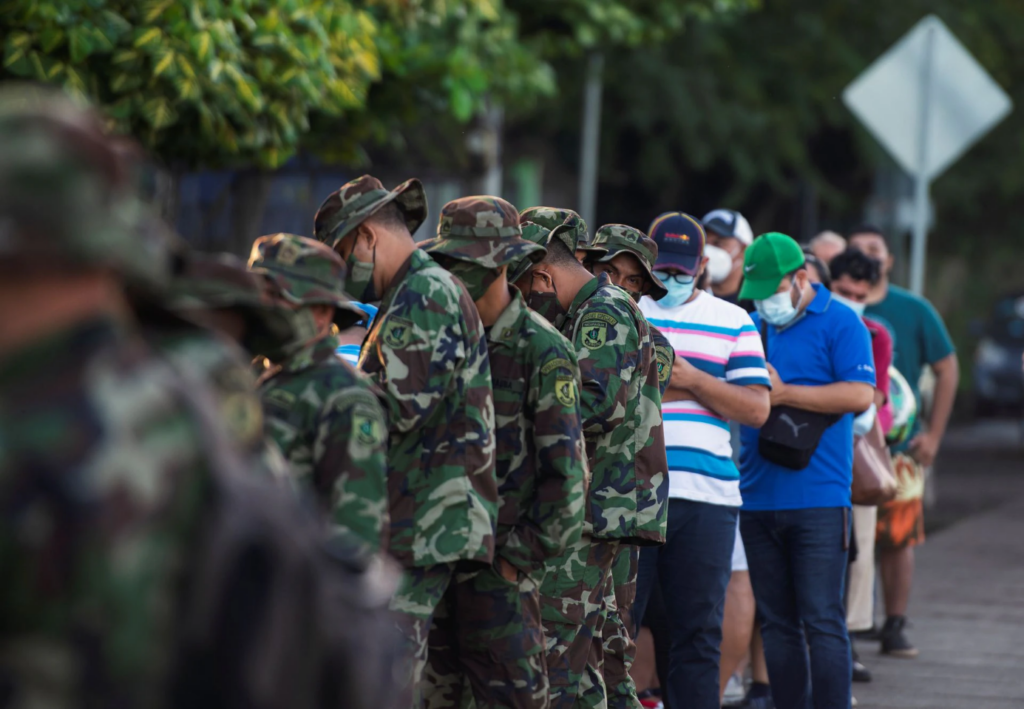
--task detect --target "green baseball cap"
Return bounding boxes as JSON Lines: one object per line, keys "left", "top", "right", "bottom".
{"left": 738, "top": 232, "right": 806, "bottom": 301}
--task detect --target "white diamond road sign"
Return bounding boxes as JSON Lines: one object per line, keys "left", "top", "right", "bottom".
{"left": 843, "top": 15, "right": 1011, "bottom": 182}
{"left": 842, "top": 15, "right": 1012, "bottom": 294}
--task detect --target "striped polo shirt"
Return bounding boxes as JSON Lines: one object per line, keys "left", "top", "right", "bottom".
{"left": 640, "top": 290, "right": 769, "bottom": 507}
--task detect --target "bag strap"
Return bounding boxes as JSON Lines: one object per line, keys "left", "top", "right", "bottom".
{"left": 760, "top": 319, "right": 769, "bottom": 358}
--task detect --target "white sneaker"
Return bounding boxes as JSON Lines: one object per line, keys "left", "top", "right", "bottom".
{"left": 722, "top": 674, "right": 746, "bottom": 705}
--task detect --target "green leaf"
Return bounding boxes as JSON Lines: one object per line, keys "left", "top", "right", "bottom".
{"left": 39, "top": 27, "right": 64, "bottom": 53}
{"left": 144, "top": 0, "right": 175, "bottom": 24}
{"left": 3, "top": 33, "right": 34, "bottom": 76}
{"left": 141, "top": 97, "right": 177, "bottom": 129}
{"left": 134, "top": 27, "right": 163, "bottom": 49}
{"left": 450, "top": 84, "right": 473, "bottom": 122}
{"left": 68, "top": 27, "right": 94, "bottom": 63}
{"left": 191, "top": 31, "right": 212, "bottom": 62}
{"left": 174, "top": 76, "right": 201, "bottom": 101}
{"left": 110, "top": 71, "right": 142, "bottom": 93}
{"left": 152, "top": 49, "right": 176, "bottom": 77}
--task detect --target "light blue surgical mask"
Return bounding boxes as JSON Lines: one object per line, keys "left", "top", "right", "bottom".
{"left": 654, "top": 270, "right": 696, "bottom": 308}
{"left": 756, "top": 287, "right": 801, "bottom": 327}
{"left": 832, "top": 292, "right": 866, "bottom": 317}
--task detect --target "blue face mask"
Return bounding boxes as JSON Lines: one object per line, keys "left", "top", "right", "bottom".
{"left": 756, "top": 286, "right": 801, "bottom": 327}
{"left": 654, "top": 270, "right": 696, "bottom": 308}
{"left": 832, "top": 292, "right": 866, "bottom": 317}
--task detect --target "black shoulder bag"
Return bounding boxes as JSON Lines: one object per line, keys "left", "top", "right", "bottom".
{"left": 758, "top": 321, "right": 840, "bottom": 470}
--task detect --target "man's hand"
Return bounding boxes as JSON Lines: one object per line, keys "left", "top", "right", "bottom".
{"left": 909, "top": 430, "right": 940, "bottom": 468}
{"left": 766, "top": 363, "right": 787, "bottom": 406}
{"left": 670, "top": 356, "right": 699, "bottom": 390}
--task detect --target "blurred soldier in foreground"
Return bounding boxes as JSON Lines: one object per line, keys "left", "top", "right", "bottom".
{"left": 314, "top": 176, "right": 498, "bottom": 701}
{"left": 249, "top": 233, "right": 389, "bottom": 558}
{"left": 421, "top": 197, "right": 588, "bottom": 708}
{"left": 588, "top": 224, "right": 676, "bottom": 706}
{"left": 513, "top": 209, "right": 668, "bottom": 709}
{"left": 0, "top": 86, "right": 399, "bottom": 709}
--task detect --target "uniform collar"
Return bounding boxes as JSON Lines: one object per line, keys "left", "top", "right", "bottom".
{"left": 0, "top": 315, "right": 128, "bottom": 387}
{"left": 378, "top": 249, "right": 431, "bottom": 315}
{"left": 487, "top": 288, "right": 529, "bottom": 347}
{"left": 566, "top": 273, "right": 605, "bottom": 325}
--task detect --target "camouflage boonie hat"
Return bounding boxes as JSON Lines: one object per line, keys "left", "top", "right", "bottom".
{"left": 420, "top": 195, "right": 546, "bottom": 269}
{"left": 507, "top": 221, "right": 573, "bottom": 284}
{"left": 249, "top": 233, "right": 362, "bottom": 329}
{"left": 519, "top": 206, "right": 588, "bottom": 255}
{"left": 593, "top": 224, "right": 668, "bottom": 301}
{"left": 169, "top": 252, "right": 302, "bottom": 346}
{"left": 313, "top": 174, "right": 428, "bottom": 249}
{"left": 0, "top": 84, "right": 169, "bottom": 285}
{"left": 575, "top": 226, "right": 608, "bottom": 256}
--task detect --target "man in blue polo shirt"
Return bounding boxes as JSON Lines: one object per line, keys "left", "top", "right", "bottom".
{"left": 738, "top": 232, "right": 875, "bottom": 709}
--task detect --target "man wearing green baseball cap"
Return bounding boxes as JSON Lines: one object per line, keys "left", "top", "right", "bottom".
{"left": 737, "top": 231, "right": 876, "bottom": 709}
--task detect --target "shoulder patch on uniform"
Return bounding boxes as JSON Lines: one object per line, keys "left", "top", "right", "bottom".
{"left": 580, "top": 318, "right": 610, "bottom": 350}
{"left": 555, "top": 375, "right": 576, "bottom": 407}
{"left": 352, "top": 408, "right": 385, "bottom": 447}
{"left": 263, "top": 388, "right": 296, "bottom": 410}
{"left": 580, "top": 311, "right": 617, "bottom": 326}
{"left": 656, "top": 347, "right": 672, "bottom": 383}
{"left": 382, "top": 316, "right": 414, "bottom": 349}
{"left": 222, "top": 392, "right": 264, "bottom": 445}
{"left": 541, "top": 357, "right": 573, "bottom": 375}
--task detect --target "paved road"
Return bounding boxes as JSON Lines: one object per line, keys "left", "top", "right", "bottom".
{"left": 854, "top": 424, "right": 1024, "bottom": 708}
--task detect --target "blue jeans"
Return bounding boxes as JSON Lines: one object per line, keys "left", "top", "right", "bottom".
{"left": 634, "top": 498, "right": 738, "bottom": 709}
{"left": 740, "top": 508, "right": 852, "bottom": 709}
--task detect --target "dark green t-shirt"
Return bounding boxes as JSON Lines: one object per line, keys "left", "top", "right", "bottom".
{"left": 863, "top": 284, "right": 955, "bottom": 451}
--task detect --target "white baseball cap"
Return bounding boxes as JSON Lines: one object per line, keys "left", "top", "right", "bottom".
{"left": 701, "top": 209, "right": 753, "bottom": 246}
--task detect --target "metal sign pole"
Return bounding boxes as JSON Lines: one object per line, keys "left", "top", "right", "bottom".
{"left": 578, "top": 52, "right": 604, "bottom": 230}
{"left": 909, "top": 25, "right": 936, "bottom": 296}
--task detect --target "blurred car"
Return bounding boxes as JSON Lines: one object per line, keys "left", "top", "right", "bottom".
{"left": 973, "top": 292, "right": 1024, "bottom": 416}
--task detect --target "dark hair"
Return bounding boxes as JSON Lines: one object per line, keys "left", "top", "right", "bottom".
{"left": 795, "top": 253, "right": 829, "bottom": 289}
{"left": 540, "top": 236, "right": 580, "bottom": 268}
{"left": 847, "top": 223, "right": 888, "bottom": 245}
{"left": 828, "top": 247, "right": 881, "bottom": 286}
{"left": 366, "top": 200, "right": 409, "bottom": 232}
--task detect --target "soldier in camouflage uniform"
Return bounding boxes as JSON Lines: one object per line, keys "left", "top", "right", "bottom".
{"left": 588, "top": 224, "right": 679, "bottom": 706}
{"left": 513, "top": 209, "right": 669, "bottom": 709}
{"left": 419, "top": 197, "right": 588, "bottom": 709}
{"left": 314, "top": 176, "right": 498, "bottom": 701}
{"left": 0, "top": 85, "right": 400, "bottom": 709}
{"left": 248, "top": 233, "right": 389, "bottom": 558}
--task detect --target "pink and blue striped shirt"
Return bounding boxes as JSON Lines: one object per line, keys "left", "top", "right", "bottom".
{"left": 640, "top": 290, "right": 769, "bottom": 507}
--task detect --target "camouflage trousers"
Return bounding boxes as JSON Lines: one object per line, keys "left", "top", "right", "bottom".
{"left": 539, "top": 534, "right": 617, "bottom": 709}
{"left": 390, "top": 562, "right": 458, "bottom": 707}
{"left": 601, "top": 545, "right": 640, "bottom": 709}
{"left": 423, "top": 562, "right": 549, "bottom": 709}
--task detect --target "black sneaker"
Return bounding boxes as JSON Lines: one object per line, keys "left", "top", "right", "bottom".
{"left": 880, "top": 615, "right": 919, "bottom": 658}
{"left": 852, "top": 657, "right": 873, "bottom": 683}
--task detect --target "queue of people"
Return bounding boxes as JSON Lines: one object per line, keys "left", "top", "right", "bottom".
{"left": 1, "top": 85, "right": 959, "bottom": 709}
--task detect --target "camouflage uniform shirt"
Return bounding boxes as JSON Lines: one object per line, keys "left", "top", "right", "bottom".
{"left": 488, "top": 288, "right": 587, "bottom": 576}
{"left": 359, "top": 248, "right": 497, "bottom": 568}
{"left": 259, "top": 331, "right": 388, "bottom": 556}
{"left": 561, "top": 273, "right": 668, "bottom": 545}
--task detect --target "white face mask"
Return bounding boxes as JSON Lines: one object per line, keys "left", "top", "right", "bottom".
{"left": 832, "top": 292, "right": 866, "bottom": 317}
{"left": 654, "top": 270, "right": 696, "bottom": 308}
{"left": 756, "top": 286, "right": 801, "bottom": 327}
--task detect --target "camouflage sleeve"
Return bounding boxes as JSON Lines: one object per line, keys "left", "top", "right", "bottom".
{"left": 572, "top": 299, "right": 641, "bottom": 437}
{"left": 504, "top": 345, "right": 587, "bottom": 574}
{"left": 313, "top": 389, "right": 389, "bottom": 557}
{"left": 367, "top": 280, "right": 468, "bottom": 434}
{"left": 650, "top": 326, "right": 675, "bottom": 398}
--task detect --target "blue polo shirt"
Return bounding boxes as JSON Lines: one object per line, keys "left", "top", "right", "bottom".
{"left": 740, "top": 284, "right": 876, "bottom": 510}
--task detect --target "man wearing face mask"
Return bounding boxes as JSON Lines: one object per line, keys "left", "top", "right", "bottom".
{"left": 701, "top": 208, "right": 754, "bottom": 306}
{"left": 630, "top": 212, "right": 771, "bottom": 709}
{"left": 420, "top": 196, "right": 587, "bottom": 709}
{"left": 737, "top": 232, "right": 876, "bottom": 709}
{"left": 514, "top": 207, "right": 668, "bottom": 709}
{"left": 313, "top": 176, "right": 498, "bottom": 700}
{"left": 248, "top": 233, "right": 389, "bottom": 560}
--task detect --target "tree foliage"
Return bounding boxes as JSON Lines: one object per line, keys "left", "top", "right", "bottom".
{"left": 1, "top": 0, "right": 388, "bottom": 168}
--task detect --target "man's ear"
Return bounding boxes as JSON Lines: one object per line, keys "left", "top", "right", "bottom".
{"left": 353, "top": 222, "right": 378, "bottom": 254}
{"left": 885, "top": 253, "right": 895, "bottom": 274}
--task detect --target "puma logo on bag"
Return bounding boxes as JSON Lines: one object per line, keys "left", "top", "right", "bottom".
{"left": 779, "top": 413, "right": 809, "bottom": 438}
